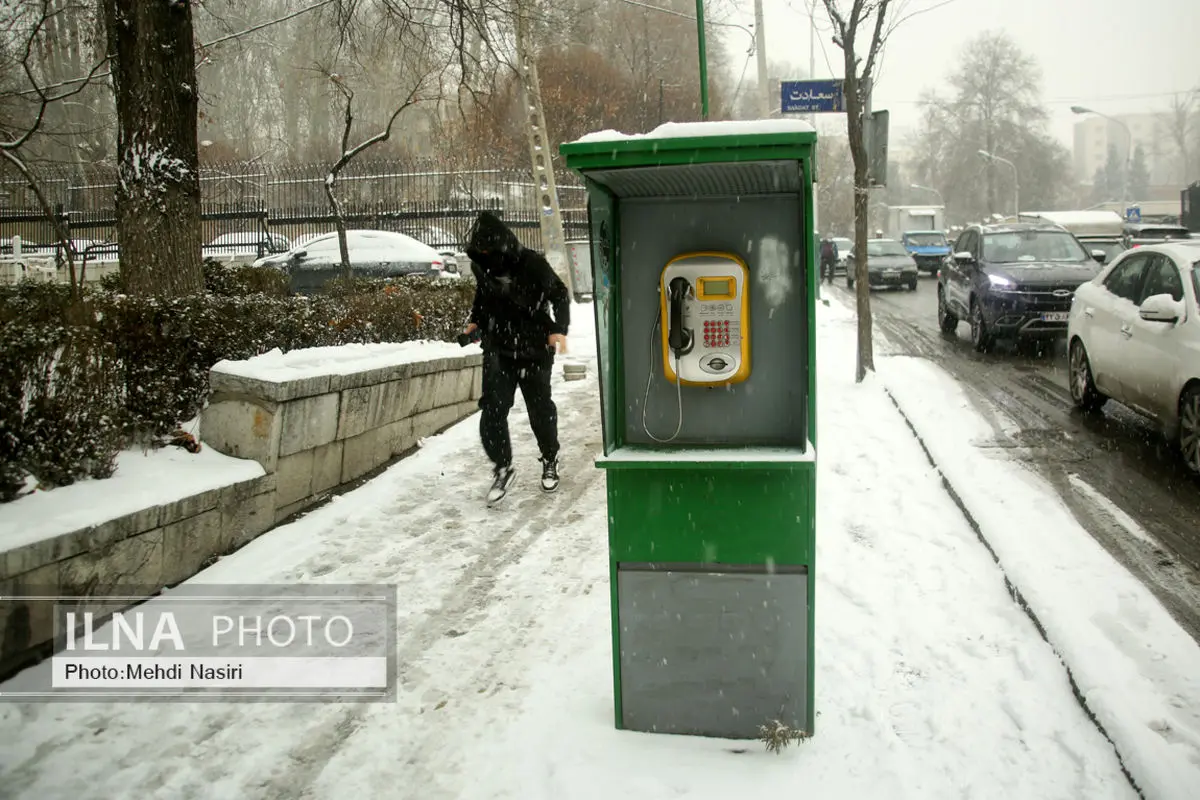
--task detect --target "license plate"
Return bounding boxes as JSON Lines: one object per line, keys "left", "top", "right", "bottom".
{"left": 1041, "top": 312, "right": 1069, "bottom": 322}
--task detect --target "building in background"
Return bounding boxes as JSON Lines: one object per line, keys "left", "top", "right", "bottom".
{"left": 1073, "top": 112, "right": 1178, "bottom": 189}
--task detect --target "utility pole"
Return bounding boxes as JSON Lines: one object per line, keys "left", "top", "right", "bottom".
{"left": 514, "top": 2, "right": 572, "bottom": 290}
{"left": 754, "top": 0, "right": 769, "bottom": 117}
{"left": 808, "top": 0, "right": 816, "bottom": 128}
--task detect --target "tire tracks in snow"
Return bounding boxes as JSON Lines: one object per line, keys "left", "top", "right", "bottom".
{"left": 880, "top": 389, "right": 1145, "bottom": 800}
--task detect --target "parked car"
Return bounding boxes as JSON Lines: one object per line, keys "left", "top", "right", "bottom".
{"left": 937, "top": 222, "right": 1104, "bottom": 352}
{"left": 832, "top": 236, "right": 853, "bottom": 275}
{"left": 253, "top": 229, "right": 451, "bottom": 294}
{"left": 1123, "top": 222, "right": 1192, "bottom": 250}
{"left": 403, "top": 225, "right": 463, "bottom": 274}
{"left": 204, "top": 231, "right": 291, "bottom": 259}
{"left": 846, "top": 238, "right": 919, "bottom": 291}
{"left": 1067, "top": 240, "right": 1200, "bottom": 474}
{"left": 901, "top": 230, "right": 951, "bottom": 274}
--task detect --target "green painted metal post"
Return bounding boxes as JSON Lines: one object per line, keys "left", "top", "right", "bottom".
{"left": 561, "top": 122, "right": 820, "bottom": 742}
{"left": 695, "top": 0, "right": 709, "bottom": 120}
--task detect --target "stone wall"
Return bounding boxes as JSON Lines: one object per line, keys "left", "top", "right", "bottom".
{"left": 0, "top": 348, "right": 482, "bottom": 680}
{"left": 0, "top": 472, "right": 275, "bottom": 678}
{"left": 201, "top": 351, "right": 483, "bottom": 522}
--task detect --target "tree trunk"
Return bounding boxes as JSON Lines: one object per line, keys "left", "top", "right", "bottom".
{"left": 101, "top": 0, "right": 203, "bottom": 297}
{"left": 323, "top": 174, "right": 352, "bottom": 278}
{"left": 843, "top": 72, "right": 875, "bottom": 383}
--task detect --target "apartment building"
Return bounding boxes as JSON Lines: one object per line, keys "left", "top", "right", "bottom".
{"left": 1073, "top": 112, "right": 1179, "bottom": 188}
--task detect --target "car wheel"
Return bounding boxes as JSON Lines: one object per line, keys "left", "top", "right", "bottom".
{"left": 1068, "top": 340, "right": 1107, "bottom": 413}
{"left": 908, "top": 278, "right": 918, "bottom": 291}
{"left": 937, "top": 285, "right": 958, "bottom": 334}
{"left": 847, "top": 275, "right": 854, "bottom": 289}
{"left": 969, "top": 299, "right": 992, "bottom": 353}
{"left": 1180, "top": 385, "right": 1200, "bottom": 475}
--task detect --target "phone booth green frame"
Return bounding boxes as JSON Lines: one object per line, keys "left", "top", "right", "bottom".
{"left": 560, "top": 121, "right": 819, "bottom": 740}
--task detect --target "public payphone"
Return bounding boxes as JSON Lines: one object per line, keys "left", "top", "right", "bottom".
{"left": 659, "top": 252, "right": 751, "bottom": 386}
{"left": 644, "top": 251, "right": 751, "bottom": 443}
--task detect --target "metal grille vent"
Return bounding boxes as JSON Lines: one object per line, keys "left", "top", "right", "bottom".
{"left": 586, "top": 161, "right": 802, "bottom": 199}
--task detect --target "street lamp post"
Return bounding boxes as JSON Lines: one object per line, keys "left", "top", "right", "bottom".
{"left": 977, "top": 150, "right": 1019, "bottom": 219}
{"left": 1072, "top": 105, "right": 1133, "bottom": 221}
{"left": 910, "top": 183, "right": 944, "bottom": 205}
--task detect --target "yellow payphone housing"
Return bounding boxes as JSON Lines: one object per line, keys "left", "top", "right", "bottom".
{"left": 659, "top": 251, "right": 751, "bottom": 386}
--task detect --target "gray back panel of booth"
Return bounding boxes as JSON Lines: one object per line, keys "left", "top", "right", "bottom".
{"left": 617, "top": 566, "right": 809, "bottom": 738}
{"left": 618, "top": 194, "right": 809, "bottom": 446}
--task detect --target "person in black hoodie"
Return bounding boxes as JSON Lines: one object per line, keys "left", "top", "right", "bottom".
{"left": 463, "top": 212, "right": 570, "bottom": 506}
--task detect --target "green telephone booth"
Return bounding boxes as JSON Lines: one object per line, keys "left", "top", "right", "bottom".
{"left": 560, "top": 120, "right": 819, "bottom": 740}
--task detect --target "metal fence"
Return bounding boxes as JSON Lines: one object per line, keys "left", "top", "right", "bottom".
{"left": 0, "top": 158, "right": 590, "bottom": 256}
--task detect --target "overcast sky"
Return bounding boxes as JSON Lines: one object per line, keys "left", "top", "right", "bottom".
{"left": 723, "top": 0, "right": 1199, "bottom": 145}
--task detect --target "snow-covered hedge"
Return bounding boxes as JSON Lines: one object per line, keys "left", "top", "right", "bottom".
{"left": 0, "top": 268, "right": 475, "bottom": 501}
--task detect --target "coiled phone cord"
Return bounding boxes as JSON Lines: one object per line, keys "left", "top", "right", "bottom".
{"left": 641, "top": 306, "right": 685, "bottom": 443}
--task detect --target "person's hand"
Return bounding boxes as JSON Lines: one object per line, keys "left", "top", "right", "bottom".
{"left": 464, "top": 323, "right": 478, "bottom": 335}
{"left": 548, "top": 333, "right": 567, "bottom": 353}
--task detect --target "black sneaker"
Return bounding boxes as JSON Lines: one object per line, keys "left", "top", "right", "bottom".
{"left": 540, "top": 457, "right": 560, "bottom": 493}
{"left": 487, "top": 465, "right": 516, "bottom": 506}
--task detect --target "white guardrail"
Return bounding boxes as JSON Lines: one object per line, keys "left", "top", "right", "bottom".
{"left": 0, "top": 236, "right": 267, "bottom": 286}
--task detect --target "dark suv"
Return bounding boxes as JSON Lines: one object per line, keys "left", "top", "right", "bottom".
{"left": 937, "top": 222, "right": 1104, "bottom": 352}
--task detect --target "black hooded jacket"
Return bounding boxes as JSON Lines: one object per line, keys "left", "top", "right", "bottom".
{"left": 466, "top": 212, "right": 570, "bottom": 361}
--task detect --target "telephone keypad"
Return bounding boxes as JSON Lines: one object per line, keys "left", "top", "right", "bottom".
{"left": 701, "top": 316, "right": 735, "bottom": 348}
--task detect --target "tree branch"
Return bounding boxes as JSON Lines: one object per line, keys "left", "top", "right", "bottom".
{"left": 19, "top": 0, "right": 339, "bottom": 96}
{"left": 861, "top": 0, "right": 894, "bottom": 81}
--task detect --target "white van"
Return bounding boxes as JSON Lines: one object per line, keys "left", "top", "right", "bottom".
{"left": 1018, "top": 210, "right": 1125, "bottom": 264}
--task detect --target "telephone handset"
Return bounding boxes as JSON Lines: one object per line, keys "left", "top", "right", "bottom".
{"left": 667, "top": 276, "right": 691, "bottom": 355}
{"left": 659, "top": 252, "right": 751, "bottom": 386}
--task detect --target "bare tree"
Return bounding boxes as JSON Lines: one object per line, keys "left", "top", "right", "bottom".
{"left": 1, "top": 0, "right": 110, "bottom": 299}
{"left": 909, "top": 33, "right": 1070, "bottom": 225}
{"left": 322, "top": 69, "right": 430, "bottom": 273}
{"left": 820, "top": 0, "right": 894, "bottom": 383}
{"left": 1159, "top": 91, "right": 1198, "bottom": 186}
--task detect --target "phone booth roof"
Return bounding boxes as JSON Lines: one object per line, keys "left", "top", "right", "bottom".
{"left": 560, "top": 119, "right": 818, "bottom": 190}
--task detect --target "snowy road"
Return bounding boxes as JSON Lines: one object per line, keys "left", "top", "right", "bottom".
{"left": 0, "top": 302, "right": 1142, "bottom": 799}
{"left": 851, "top": 276, "right": 1200, "bottom": 644}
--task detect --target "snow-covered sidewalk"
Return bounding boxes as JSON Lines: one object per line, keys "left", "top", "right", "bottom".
{"left": 0, "top": 302, "right": 1136, "bottom": 799}
{"left": 872, "top": 302, "right": 1200, "bottom": 800}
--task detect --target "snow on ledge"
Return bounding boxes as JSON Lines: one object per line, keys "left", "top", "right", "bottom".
{"left": 0, "top": 445, "right": 266, "bottom": 554}
{"left": 597, "top": 444, "right": 815, "bottom": 464}
{"left": 572, "top": 118, "right": 816, "bottom": 145}
{"left": 212, "top": 341, "right": 481, "bottom": 384}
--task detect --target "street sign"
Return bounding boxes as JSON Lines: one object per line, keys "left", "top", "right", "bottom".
{"left": 781, "top": 79, "right": 845, "bottom": 114}
{"left": 1125, "top": 206, "right": 1141, "bottom": 223}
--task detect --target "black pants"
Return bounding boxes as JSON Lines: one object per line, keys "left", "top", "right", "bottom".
{"left": 479, "top": 350, "right": 558, "bottom": 468}
{"left": 821, "top": 257, "right": 836, "bottom": 282}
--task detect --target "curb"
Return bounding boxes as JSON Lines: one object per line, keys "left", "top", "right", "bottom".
{"left": 881, "top": 386, "right": 1144, "bottom": 800}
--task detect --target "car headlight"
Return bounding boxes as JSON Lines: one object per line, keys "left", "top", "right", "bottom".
{"left": 987, "top": 274, "right": 1016, "bottom": 290}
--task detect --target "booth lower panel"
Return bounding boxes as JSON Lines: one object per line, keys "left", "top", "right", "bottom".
{"left": 616, "top": 565, "right": 809, "bottom": 739}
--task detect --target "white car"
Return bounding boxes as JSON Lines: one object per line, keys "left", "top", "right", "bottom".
{"left": 1067, "top": 241, "right": 1200, "bottom": 474}
{"left": 832, "top": 237, "right": 853, "bottom": 274}
{"left": 203, "top": 231, "right": 291, "bottom": 259}
{"left": 253, "top": 229, "right": 451, "bottom": 294}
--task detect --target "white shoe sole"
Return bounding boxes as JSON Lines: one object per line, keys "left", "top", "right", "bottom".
{"left": 487, "top": 469, "right": 517, "bottom": 507}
